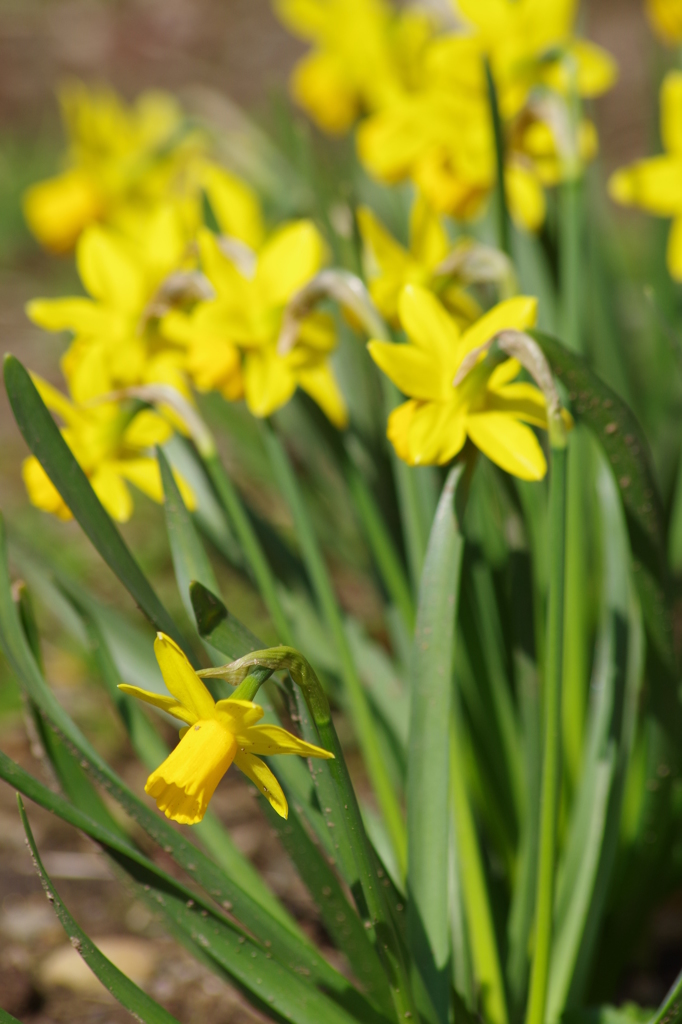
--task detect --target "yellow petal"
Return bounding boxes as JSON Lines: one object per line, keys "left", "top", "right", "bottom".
{"left": 113, "top": 459, "right": 164, "bottom": 503}
{"left": 117, "top": 684, "right": 195, "bottom": 725}
{"left": 505, "top": 163, "right": 546, "bottom": 232}
{"left": 368, "top": 339, "right": 444, "bottom": 401}
{"left": 22, "top": 456, "right": 72, "bottom": 520}
{"left": 661, "top": 71, "right": 682, "bottom": 156}
{"left": 243, "top": 348, "right": 298, "bottom": 418}
{"left": 202, "top": 163, "right": 265, "bottom": 250}
{"left": 25, "top": 297, "right": 106, "bottom": 336}
{"left": 256, "top": 220, "right": 325, "bottom": 308}
{"left": 77, "top": 225, "right": 146, "bottom": 312}
{"left": 387, "top": 400, "right": 417, "bottom": 462}
{"left": 122, "top": 410, "right": 173, "bottom": 449}
{"left": 398, "top": 284, "right": 461, "bottom": 368}
{"left": 466, "top": 412, "right": 547, "bottom": 480}
{"left": 407, "top": 399, "right": 467, "bottom": 466}
{"left": 357, "top": 205, "right": 411, "bottom": 277}
{"left": 564, "top": 40, "right": 618, "bottom": 98}
{"left": 297, "top": 363, "right": 349, "bottom": 428}
{"left": 90, "top": 464, "right": 133, "bottom": 522}
{"left": 241, "top": 723, "right": 334, "bottom": 759}
{"left": 608, "top": 157, "right": 682, "bottom": 217}
{"left": 646, "top": 0, "right": 682, "bottom": 44}
{"left": 290, "top": 51, "right": 358, "bottom": 135}
{"left": 154, "top": 632, "right": 216, "bottom": 721}
{"left": 146, "top": 718, "right": 238, "bottom": 824}
{"left": 197, "top": 228, "right": 249, "bottom": 299}
{"left": 486, "top": 381, "right": 549, "bottom": 428}
{"left": 234, "top": 752, "right": 288, "bottom": 818}
{"left": 458, "top": 296, "right": 538, "bottom": 363}
{"left": 667, "top": 216, "right": 682, "bottom": 281}
{"left": 214, "top": 699, "right": 265, "bottom": 730}
{"left": 409, "top": 193, "right": 449, "bottom": 268}
{"left": 22, "top": 169, "right": 103, "bottom": 253}
{"left": 487, "top": 358, "right": 521, "bottom": 389}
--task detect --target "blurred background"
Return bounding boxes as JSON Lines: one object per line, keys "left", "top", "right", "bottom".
{"left": 0, "top": 0, "right": 674, "bottom": 1019}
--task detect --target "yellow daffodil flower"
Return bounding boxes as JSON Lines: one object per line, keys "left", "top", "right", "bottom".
{"left": 22, "top": 376, "right": 194, "bottom": 522}
{"left": 608, "top": 71, "right": 682, "bottom": 280}
{"left": 26, "top": 203, "right": 194, "bottom": 404}
{"left": 23, "top": 81, "right": 204, "bottom": 253}
{"left": 119, "top": 633, "right": 333, "bottom": 823}
{"left": 274, "top": 0, "right": 431, "bottom": 134}
{"left": 357, "top": 196, "right": 481, "bottom": 326}
{"left": 454, "top": 0, "right": 617, "bottom": 119}
{"left": 163, "top": 217, "right": 348, "bottom": 427}
{"left": 368, "top": 285, "right": 555, "bottom": 479}
{"left": 645, "top": 0, "right": 682, "bottom": 44}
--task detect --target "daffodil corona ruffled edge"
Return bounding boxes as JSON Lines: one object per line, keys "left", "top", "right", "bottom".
{"left": 119, "top": 633, "right": 333, "bottom": 823}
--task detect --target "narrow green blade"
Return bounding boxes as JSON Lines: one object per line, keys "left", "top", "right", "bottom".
{"left": 3, "top": 354, "right": 187, "bottom": 654}
{"left": 18, "top": 795, "right": 182, "bottom": 1024}
{"left": 407, "top": 465, "right": 465, "bottom": 1022}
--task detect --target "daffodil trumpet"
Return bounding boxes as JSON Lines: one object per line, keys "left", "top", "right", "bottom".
{"left": 119, "top": 633, "right": 333, "bottom": 824}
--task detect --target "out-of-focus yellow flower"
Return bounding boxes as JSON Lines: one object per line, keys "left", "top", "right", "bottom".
{"left": 274, "top": 0, "right": 431, "bottom": 133}
{"left": 163, "top": 208, "right": 348, "bottom": 426}
{"left": 357, "top": 196, "right": 481, "bottom": 325}
{"left": 368, "top": 285, "right": 555, "bottom": 479}
{"left": 22, "top": 376, "right": 194, "bottom": 522}
{"left": 454, "top": 0, "right": 617, "bottom": 118}
{"left": 645, "top": 0, "right": 682, "bottom": 44}
{"left": 119, "top": 632, "right": 333, "bottom": 823}
{"left": 23, "top": 82, "right": 204, "bottom": 252}
{"left": 27, "top": 203, "right": 193, "bottom": 403}
{"left": 609, "top": 71, "right": 682, "bottom": 280}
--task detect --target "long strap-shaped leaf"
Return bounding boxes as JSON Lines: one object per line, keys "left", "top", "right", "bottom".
{"left": 0, "top": 515, "right": 365, "bottom": 1008}
{"left": 3, "top": 355, "right": 188, "bottom": 655}
{"left": 407, "top": 465, "right": 465, "bottom": 1024}
{"left": 17, "top": 796, "right": 182, "bottom": 1024}
{"left": 532, "top": 332, "right": 677, "bottom": 690}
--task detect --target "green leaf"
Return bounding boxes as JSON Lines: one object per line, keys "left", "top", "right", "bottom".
{"left": 261, "top": 421, "right": 407, "bottom": 874}
{"left": 17, "top": 795, "right": 182, "bottom": 1024}
{"left": 532, "top": 331, "right": 675, "bottom": 676}
{"left": 3, "top": 354, "right": 188, "bottom": 656}
{"left": 259, "top": 794, "right": 392, "bottom": 1016}
{"left": 158, "top": 446, "right": 220, "bottom": 623}
{"left": 551, "top": 454, "right": 645, "bottom": 1012}
{"left": 407, "top": 465, "right": 465, "bottom": 1022}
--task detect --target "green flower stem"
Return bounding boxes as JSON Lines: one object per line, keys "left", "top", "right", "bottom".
{"left": 205, "top": 646, "right": 418, "bottom": 1023}
{"left": 559, "top": 175, "right": 584, "bottom": 356}
{"left": 485, "top": 58, "right": 511, "bottom": 259}
{"left": 525, "top": 438, "right": 568, "bottom": 1024}
{"left": 230, "top": 666, "right": 273, "bottom": 701}
{"left": 261, "top": 421, "right": 408, "bottom": 874}
{"left": 450, "top": 715, "right": 509, "bottom": 1024}
{"left": 202, "top": 452, "right": 293, "bottom": 646}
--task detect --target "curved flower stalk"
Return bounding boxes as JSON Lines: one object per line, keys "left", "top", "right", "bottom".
{"left": 23, "top": 81, "right": 205, "bottom": 253}
{"left": 162, "top": 210, "right": 348, "bottom": 426}
{"left": 645, "top": 0, "right": 682, "bottom": 44}
{"left": 273, "top": 0, "right": 432, "bottom": 134}
{"left": 119, "top": 632, "right": 333, "bottom": 823}
{"left": 26, "top": 203, "right": 196, "bottom": 404}
{"left": 609, "top": 71, "right": 682, "bottom": 280}
{"left": 357, "top": 196, "right": 483, "bottom": 326}
{"left": 22, "top": 376, "right": 194, "bottom": 522}
{"left": 368, "top": 285, "right": 569, "bottom": 479}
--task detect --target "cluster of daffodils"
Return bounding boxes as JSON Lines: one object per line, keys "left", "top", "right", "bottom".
{"left": 277, "top": 0, "right": 617, "bottom": 230}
